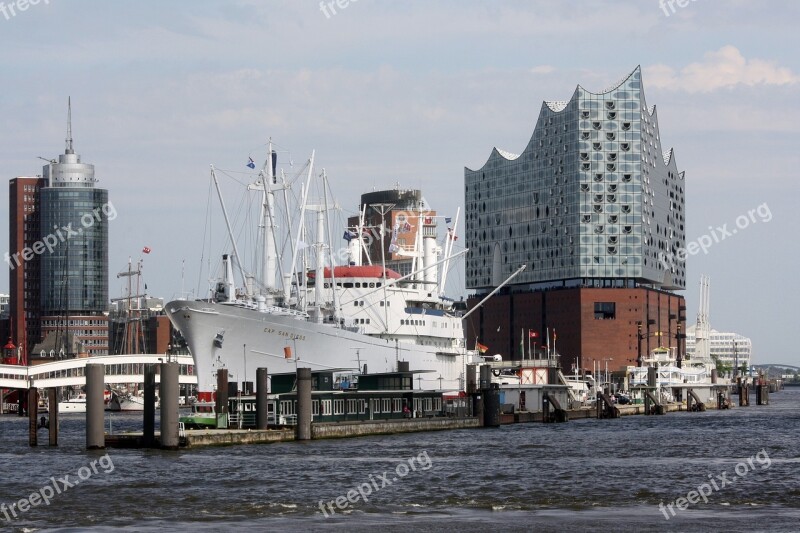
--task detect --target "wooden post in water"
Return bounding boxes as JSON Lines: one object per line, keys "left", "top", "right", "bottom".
{"left": 48, "top": 388, "right": 58, "bottom": 446}
{"left": 28, "top": 387, "right": 38, "bottom": 447}
{"left": 216, "top": 368, "right": 229, "bottom": 428}
{"left": 159, "top": 362, "right": 180, "bottom": 450}
{"left": 256, "top": 367, "right": 269, "bottom": 430}
{"left": 86, "top": 363, "right": 106, "bottom": 450}
{"left": 143, "top": 364, "right": 156, "bottom": 448}
{"left": 296, "top": 367, "right": 312, "bottom": 440}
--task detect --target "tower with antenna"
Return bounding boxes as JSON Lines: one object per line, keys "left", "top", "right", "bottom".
{"left": 34, "top": 97, "right": 111, "bottom": 358}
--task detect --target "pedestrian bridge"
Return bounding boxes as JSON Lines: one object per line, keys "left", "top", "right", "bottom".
{"left": 0, "top": 354, "right": 197, "bottom": 389}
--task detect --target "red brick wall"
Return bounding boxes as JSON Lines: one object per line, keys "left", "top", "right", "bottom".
{"left": 467, "top": 287, "right": 686, "bottom": 373}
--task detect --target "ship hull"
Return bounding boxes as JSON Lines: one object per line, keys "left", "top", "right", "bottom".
{"left": 166, "top": 299, "right": 467, "bottom": 393}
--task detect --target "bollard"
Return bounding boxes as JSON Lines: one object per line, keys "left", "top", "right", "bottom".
{"left": 86, "top": 364, "right": 105, "bottom": 450}
{"left": 711, "top": 369, "right": 718, "bottom": 384}
{"left": 296, "top": 368, "right": 312, "bottom": 440}
{"left": 48, "top": 388, "right": 58, "bottom": 446}
{"left": 159, "top": 362, "right": 180, "bottom": 450}
{"left": 28, "top": 387, "right": 38, "bottom": 447}
{"left": 143, "top": 364, "right": 156, "bottom": 448}
{"left": 256, "top": 368, "right": 269, "bottom": 430}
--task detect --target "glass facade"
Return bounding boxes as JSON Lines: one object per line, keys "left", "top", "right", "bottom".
{"left": 39, "top": 187, "right": 109, "bottom": 314}
{"left": 39, "top": 149, "right": 109, "bottom": 316}
{"left": 465, "top": 67, "right": 685, "bottom": 291}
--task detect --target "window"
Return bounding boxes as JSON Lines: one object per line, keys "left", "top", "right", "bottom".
{"left": 392, "top": 398, "right": 402, "bottom": 412}
{"left": 312, "top": 400, "right": 319, "bottom": 416}
{"left": 594, "top": 302, "right": 616, "bottom": 320}
{"left": 382, "top": 398, "right": 391, "bottom": 413}
{"left": 322, "top": 400, "right": 332, "bottom": 416}
{"left": 622, "top": 122, "right": 631, "bottom": 131}
{"left": 623, "top": 174, "right": 632, "bottom": 182}
{"left": 592, "top": 122, "right": 601, "bottom": 130}
{"left": 333, "top": 399, "right": 345, "bottom": 415}
{"left": 347, "top": 399, "right": 360, "bottom": 414}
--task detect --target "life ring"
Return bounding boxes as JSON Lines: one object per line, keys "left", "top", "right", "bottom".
{"left": 492, "top": 369, "right": 501, "bottom": 377}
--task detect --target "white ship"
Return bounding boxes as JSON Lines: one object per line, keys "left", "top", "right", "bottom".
{"left": 166, "top": 141, "right": 477, "bottom": 399}
{"left": 108, "top": 390, "right": 146, "bottom": 411}
{"left": 59, "top": 393, "right": 87, "bottom": 413}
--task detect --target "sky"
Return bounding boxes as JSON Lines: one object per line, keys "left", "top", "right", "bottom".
{"left": 0, "top": 0, "right": 797, "bottom": 365}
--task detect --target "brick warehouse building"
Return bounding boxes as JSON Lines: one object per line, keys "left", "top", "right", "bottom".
{"left": 464, "top": 67, "right": 687, "bottom": 373}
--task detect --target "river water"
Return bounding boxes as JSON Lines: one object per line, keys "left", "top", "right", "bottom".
{"left": 1, "top": 389, "right": 798, "bottom": 532}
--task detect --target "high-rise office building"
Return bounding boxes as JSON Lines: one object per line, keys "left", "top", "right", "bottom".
{"left": 7, "top": 176, "right": 45, "bottom": 364}
{"left": 7, "top": 100, "right": 110, "bottom": 360}
{"left": 464, "top": 67, "right": 686, "bottom": 372}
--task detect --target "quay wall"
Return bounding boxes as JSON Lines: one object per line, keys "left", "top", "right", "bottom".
{"left": 312, "top": 417, "right": 480, "bottom": 439}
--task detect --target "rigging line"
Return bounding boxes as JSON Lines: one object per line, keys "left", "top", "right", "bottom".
{"left": 197, "top": 173, "right": 214, "bottom": 298}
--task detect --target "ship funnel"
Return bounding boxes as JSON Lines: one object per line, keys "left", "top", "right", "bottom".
{"left": 214, "top": 254, "right": 236, "bottom": 303}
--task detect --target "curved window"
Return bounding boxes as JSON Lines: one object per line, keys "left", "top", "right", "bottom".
{"left": 622, "top": 122, "right": 631, "bottom": 131}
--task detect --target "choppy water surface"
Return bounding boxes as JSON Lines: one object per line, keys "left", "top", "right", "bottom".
{"left": 1, "top": 389, "right": 799, "bottom": 532}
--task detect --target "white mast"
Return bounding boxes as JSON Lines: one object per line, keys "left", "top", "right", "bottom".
{"left": 211, "top": 165, "right": 248, "bottom": 294}
{"left": 695, "top": 275, "right": 711, "bottom": 363}
{"left": 287, "top": 152, "right": 315, "bottom": 312}
{"left": 439, "top": 207, "right": 460, "bottom": 293}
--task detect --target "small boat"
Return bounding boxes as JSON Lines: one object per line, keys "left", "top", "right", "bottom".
{"left": 108, "top": 390, "right": 146, "bottom": 411}
{"left": 59, "top": 393, "right": 87, "bottom": 413}
{"left": 179, "top": 401, "right": 217, "bottom": 429}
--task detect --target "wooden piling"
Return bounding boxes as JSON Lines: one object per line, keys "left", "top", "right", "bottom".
{"left": 28, "top": 387, "right": 37, "bottom": 447}
{"left": 256, "top": 368, "right": 269, "bottom": 430}
{"left": 48, "top": 388, "right": 58, "bottom": 446}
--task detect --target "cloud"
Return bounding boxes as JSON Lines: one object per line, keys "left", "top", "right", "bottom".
{"left": 647, "top": 46, "right": 799, "bottom": 92}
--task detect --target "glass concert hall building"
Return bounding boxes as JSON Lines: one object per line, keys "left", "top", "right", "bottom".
{"left": 464, "top": 67, "right": 687, "bottom": 372}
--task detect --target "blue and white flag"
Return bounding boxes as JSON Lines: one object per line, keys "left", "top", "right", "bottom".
{"left": 343, "top": 230, "right": 357, "bottom": 242}
{"left": 445, "top": 217, "right": 452, "bottom": 224}
{"left": 246, "top": 157, "right": 256, "bottom": 169}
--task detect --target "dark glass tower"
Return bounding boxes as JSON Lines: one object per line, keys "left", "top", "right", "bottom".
{"left": 37, "top": 100, "right": 109, "bottom": 356}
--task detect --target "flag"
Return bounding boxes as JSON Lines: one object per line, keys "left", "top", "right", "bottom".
{"left": 247, "top": 157, "right": 256, "bottom": 169}
{"left": 142, "top": 246, "right": 151, "bottom": 254}
{"left": 447, "top": 228, "right": 458, "bottom": 240}
{"left": 445, "top": 217, "right": 452, "bottom": 224}
{"left": 343, "top": 230, "right": 357, "bottom": 242}
{"left": 476, "top": 342, "right": 489, "bottom": 354}
{"left": 520, "top": 329, "right": 524, "bottom": 356}
{"left": 529, "top": 330, "right": 538, "bottom": 339}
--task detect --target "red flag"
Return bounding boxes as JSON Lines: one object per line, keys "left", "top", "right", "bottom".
{"left": 528, "top": 330, "right": 539, "bottom": 339}
{"left": 142, "top": 246, "right": 151, "bottom": 254}
{"left": 476, "top": 342, "right": 489, "bottom": 354}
